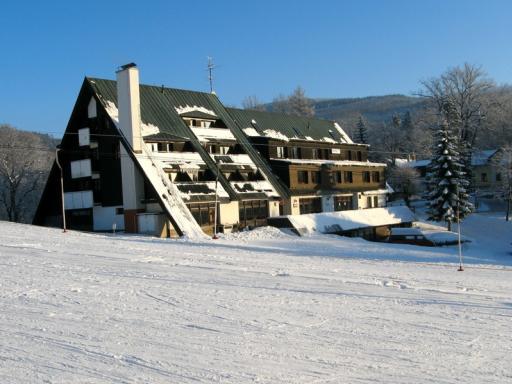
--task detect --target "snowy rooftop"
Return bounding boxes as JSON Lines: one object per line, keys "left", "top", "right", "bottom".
{"left": 231, "top": 181, "right": 280, "bottom": 198}
{"left": 191, "top": 127, "right": 236, "bottom": 142}
{"left": 271, "top": 158, "right": 387, "bottom": 167}
{"left": 287, "top": 206, "right": 416, "bottom": 234}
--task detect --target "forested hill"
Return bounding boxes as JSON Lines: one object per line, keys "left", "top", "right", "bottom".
{"left": 311, "top": 94, "right": 426, "bottom": 124}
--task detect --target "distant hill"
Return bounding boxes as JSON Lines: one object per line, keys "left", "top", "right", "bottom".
{"left": 265, "top": 94, "right": 427, "bottom": 136}
{"left": 312, "top": 95, "right": 426, "bottom": 122}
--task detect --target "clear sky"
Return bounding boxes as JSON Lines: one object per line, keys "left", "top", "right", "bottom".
{"left": 1, "top": 0, "right": 511, "bottom": 136}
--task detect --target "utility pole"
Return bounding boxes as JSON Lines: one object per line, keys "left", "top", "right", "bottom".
{"left": 55, "top": 147, "right": 67, "bottom": 233}
{"left": 207, "top": 56, "right": 215, "bottom": 94}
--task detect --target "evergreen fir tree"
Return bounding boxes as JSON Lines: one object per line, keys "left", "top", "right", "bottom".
{"left": 356, "top": 115, "right": 368, "bottom": 144}
{"left": 426, "top": 122, "right": 473, "bottom": 230}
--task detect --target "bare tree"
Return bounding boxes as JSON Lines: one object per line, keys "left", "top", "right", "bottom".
{"left": 491, "top": 146, "right": 512, "bottom": 221}
{"left": 0, "top": 125, "right": 53, "bottom": 222}
{"left": 288, "top": 86, "right": 315, "bottom": 117}
{"left": 388, "top": 166, "right": 421, "bottom": 206}
{"left": 420, "top": 63, "right": 494, "bottom": 147}
{"left": 242, "top": 95, "right": 266, "bottom": 111}
{"left": 271, "top": 93, "right": 290, "bottom": 114}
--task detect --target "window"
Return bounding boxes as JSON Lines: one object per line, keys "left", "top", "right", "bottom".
{"left": 157, "top": 142, "right": 173, "bottom": 152}
{"left": 78, "top": 128, "right": 90, "bottom": 146}
{"left": 239, "top": 200, "right": 268, "bottom": 226}
{"left": 373, "top": 196, "right": 379, "bottom": 208}
{"left": 70, "top": 159, "right": 92, "bottom": 179}
{"left": 312, "top": 148, "right": 319, "bottom": 159}
{"left": 496, "top": 173, "right": 502, "bottom": 182}
{"left": 311, "top": 171, "right": 321, "bottom": 184}
{"left": 299, "top": 197, "right": 322, "bottom": 214}
{"left": 187, "top": 203, "right": 217, "bottom": 227}
{"left": 116, "top": 208, "right": 124, "bottom": 215}
{"left": 64, "top": 190, "right": 93, "bottom": 209}
{"left": 481, "top": 173, "right": 488, "bottom": 182}
{"left": 344, "top": 171, "right": 353, "bottom": 183}
{"left": 335, "top": 171, "right": 342, "bottom": 183}
{"left": 297, "top": 170, "right": 309, "bottom": 184}
{"left": 367, "top": 196, "right": 372, "bottom": 208}
{"left": 347, "top": 151, "right": 352, "bottom": 160}
{"left": 357, "top": 151, "right": 362, "bottom": 161}
{"left": 219, "top": 146, "right": 230, "bottom": 155}
{"left": 372, "top": 171, "right": 380, "bottom": 182}
{"left": 276, "top": 146, "right": 285, "bottom": 158}
{"left": 363, "top": 171, "right": 371, "bottom": 183}
{"left": 334, "top": 195, "right": 352, "bottom": 211}
{"left": 290, "top": 147, "right": 301, "bottom": 159}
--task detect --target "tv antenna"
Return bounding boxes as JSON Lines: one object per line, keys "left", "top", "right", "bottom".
{"left": 207, "top": 56, "right": 216, "bottom": 93}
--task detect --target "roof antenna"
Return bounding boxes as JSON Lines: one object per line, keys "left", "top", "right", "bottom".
{"left": 207, "top": 56, "right": 216, "bottom": 94}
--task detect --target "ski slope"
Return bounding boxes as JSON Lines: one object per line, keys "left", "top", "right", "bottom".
{"left": 0, "top": 214, "right": 511, "bottom": 383}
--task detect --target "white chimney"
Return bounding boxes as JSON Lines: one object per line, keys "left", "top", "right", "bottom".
{"left": 116, "top": 63, "right": 142, "bottom": 153}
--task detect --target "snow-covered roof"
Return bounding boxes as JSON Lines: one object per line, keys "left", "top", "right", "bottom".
{"left": 471, "top": 150, "right": 498, "bottom": 166}
{"left": 287, "top": 206, "right": 416, "bottom": 234}
{"left": 152, "top": 151, "right": 206, "bottom": 171}
{"left": 231, "top": 181, "right": 280, "bottom": 198}
{"left": 390, "top": 227, "right": 423, "bottom": 236}
{"left": 191, "top": 127, "right": 236, "bottom": 142}
{"left": 175, "top": 105, "right": 217, "bottom": 117}
{"left": 104, "top": 100, "right": 161, "bottom": 137}
{"left": 405, "top": 159, "right": 431, "bottom": 168}
{"left": 271, "top": 159, "right": 387, "bottom": 167}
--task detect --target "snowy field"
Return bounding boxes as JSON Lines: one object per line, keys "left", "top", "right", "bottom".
{"left": 1, "top": 213, "right": 511, "bottom": 383}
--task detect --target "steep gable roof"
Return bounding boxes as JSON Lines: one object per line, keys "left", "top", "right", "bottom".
{"left": 86, "top": 78, "right": 289, "bottom": 198}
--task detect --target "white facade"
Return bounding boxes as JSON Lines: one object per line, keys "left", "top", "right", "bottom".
{"left": 120, "top": 146, "right": 145, "bottom": 211}
{"left": 92, "top": 206, "right": 125, "bottom": 231}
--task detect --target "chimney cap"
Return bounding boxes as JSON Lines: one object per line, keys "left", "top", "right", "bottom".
{"left": 118, "top": 62, "right": 137, "bottom": 72}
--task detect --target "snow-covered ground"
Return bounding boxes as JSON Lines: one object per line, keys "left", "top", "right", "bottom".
{"left": 1, "top": 213, "right": 511, "bottom": 383}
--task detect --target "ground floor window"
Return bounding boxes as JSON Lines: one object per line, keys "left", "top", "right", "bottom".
{"left": 299, "top": 197, "right": 322, "bottom": 214}
{"left": 187, "top": 202, "right": 216, "bottom": 227}
{"left": 239, "top": 200, "right": 268, "bottom": 228}
{"left": 373, "top": 196, "right": 379, "bottom": 207}
{"left": 334, "top": 195, "right": 352, "bottom": 211}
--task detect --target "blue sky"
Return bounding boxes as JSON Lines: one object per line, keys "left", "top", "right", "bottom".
{"left": 1, "top": 0, "right": 511, "bottom": 136}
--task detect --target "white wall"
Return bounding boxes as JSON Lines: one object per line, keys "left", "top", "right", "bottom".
{"left": 64, "top": 190, "right": 93, "bottom": 210}
{"left": 290, "top": 197, "right": 301, "bottom": 215}
{"left": 120, "top": 146, "right": 144, "bottom": 210}
{"left": 268, "top": 200, "right": 280, "bottom": 217}
{"left": 93, "top": 206, "right": 125, "bottom": 231}
{"left": 137, "top": 213, "right": 165, "bottom": 235}
{"left": 219, "top": 201, "right": 239, "bottom": 226}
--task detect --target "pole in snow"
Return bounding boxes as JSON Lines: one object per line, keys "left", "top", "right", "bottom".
{"left": 456, "top": 185, "right": 463, "bottom": 271}
{"left": 213, "top": 171, "right": 219, "bottom": 239}
{"left": 55, "top": 147, "right": 67, "bottom": 233}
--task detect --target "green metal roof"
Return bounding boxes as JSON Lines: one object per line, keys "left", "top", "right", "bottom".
{"left": 226, "top": 107, "right": 351, "bottom": 143}
{"left": 86, "top": 77, "right": 289, "bottom": 198}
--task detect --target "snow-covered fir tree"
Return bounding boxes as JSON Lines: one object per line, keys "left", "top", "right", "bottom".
{"left": 426, "top": 122, "right": 473, "bottom": 230}
{"left": 356, "top": 115, "right": 368, "bottom": 144}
